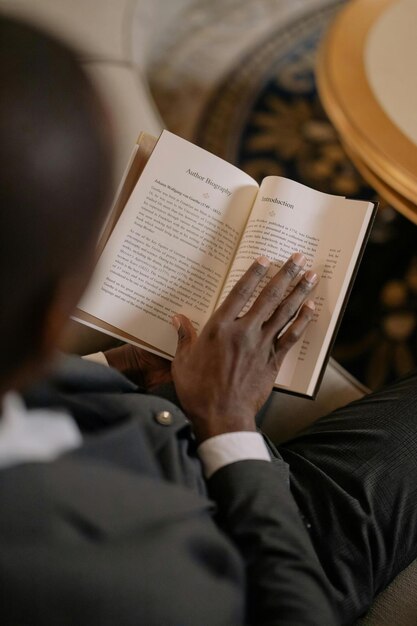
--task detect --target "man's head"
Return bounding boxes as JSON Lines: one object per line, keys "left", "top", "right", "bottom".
{"left": 0, "top": 15, "right": 113, "bottom": 393}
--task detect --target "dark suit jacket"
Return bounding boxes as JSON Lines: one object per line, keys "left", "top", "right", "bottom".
{"left": 0, "top": 356, "right": 336, "bottom": 625}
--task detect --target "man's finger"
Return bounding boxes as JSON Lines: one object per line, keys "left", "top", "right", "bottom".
{"left": 274, "top": 301, "right": 315, "bottom": 359}
{"left": 172, "top": 314, "right": 197, "bottom": 352}
{"left": 216, "top": 256, "right": 270, "bottom": 320}
{"left": 245, "top": 253, "right": 306, "bottom": 323}
{"left": 263, "top": 270, "right": 318, "bottom": 341}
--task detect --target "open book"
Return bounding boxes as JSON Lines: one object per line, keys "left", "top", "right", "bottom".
{"left": 75, "top": 130, "right": 376, "bottom": 398}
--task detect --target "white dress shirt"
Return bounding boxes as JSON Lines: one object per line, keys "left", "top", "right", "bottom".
{"left": 0, "top": 392, "right": 81, "bottom": 469}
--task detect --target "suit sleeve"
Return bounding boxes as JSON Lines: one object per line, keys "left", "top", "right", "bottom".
{"left": 208, "top": 459, "right": 338, "bottom": 626}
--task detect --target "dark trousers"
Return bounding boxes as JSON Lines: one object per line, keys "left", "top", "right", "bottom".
{"left": 278, "top": 371, "right": 417, "bottom": 624}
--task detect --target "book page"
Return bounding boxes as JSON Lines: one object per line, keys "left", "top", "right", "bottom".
{"left": 79, "top": 131, "right": 258, "bottom": 355}
{"left": 217, "top": 176, "right": 374, "bottom": 395}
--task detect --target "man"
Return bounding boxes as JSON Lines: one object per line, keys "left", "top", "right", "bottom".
{"left": 0, "top": 15, "right": 416, "bottom": 626}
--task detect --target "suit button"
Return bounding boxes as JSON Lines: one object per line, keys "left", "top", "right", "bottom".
{"left": 155, "top": 410, "right": 173, "bottom": 426}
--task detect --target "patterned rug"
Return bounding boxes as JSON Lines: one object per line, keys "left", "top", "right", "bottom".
{"left": 150, "top": 0, "right": 417, "bottom": 389}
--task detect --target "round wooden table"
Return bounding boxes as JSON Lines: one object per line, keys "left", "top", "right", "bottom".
{"left": 316, "top": 0, "right": 417, "bottom": 223}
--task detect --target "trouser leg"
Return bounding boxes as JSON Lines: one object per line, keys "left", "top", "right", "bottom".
{"left": 278, "top": 371, "right": 417, "bottom": 623}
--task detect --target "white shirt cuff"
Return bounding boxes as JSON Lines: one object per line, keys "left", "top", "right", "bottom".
{"left": 197, "top": 431, "right": 271, "bottom": 479}
{"left": 82, "top": 352, "right": 109, "bottom": 366}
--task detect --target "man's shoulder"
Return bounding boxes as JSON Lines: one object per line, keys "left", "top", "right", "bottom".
{"left": 23, "top": 354, "right": 185, "bottom": 432}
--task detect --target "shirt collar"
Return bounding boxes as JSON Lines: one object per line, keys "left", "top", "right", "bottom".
{"left": 0, "top": 392, "right": 81, "bottom": 469}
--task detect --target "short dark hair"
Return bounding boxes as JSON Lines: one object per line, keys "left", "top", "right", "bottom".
{"left": 0, "top": 15, "right": 113, "bottom": 382}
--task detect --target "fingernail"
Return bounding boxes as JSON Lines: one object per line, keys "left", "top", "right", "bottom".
{"left": 256, "top": 256, "right": 270, "bottom": 267}
{"left": 172, "top": 315, "right": 181, "bottom": 330}
{"left": 305, "top": 271, "right": 318, "bottom": 284}
{"left": 291, "top": 252, "right": 306, "bottom": 267}
{"left": 305, "top": 299, "right": 315, "bottom": 310}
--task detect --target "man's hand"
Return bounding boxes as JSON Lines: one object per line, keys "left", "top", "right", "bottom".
{"left": 171, "top": 253, "right": 317, "bottom": 442}
{"left": 104, "top": 344, "right": 172, "bottom": 391}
